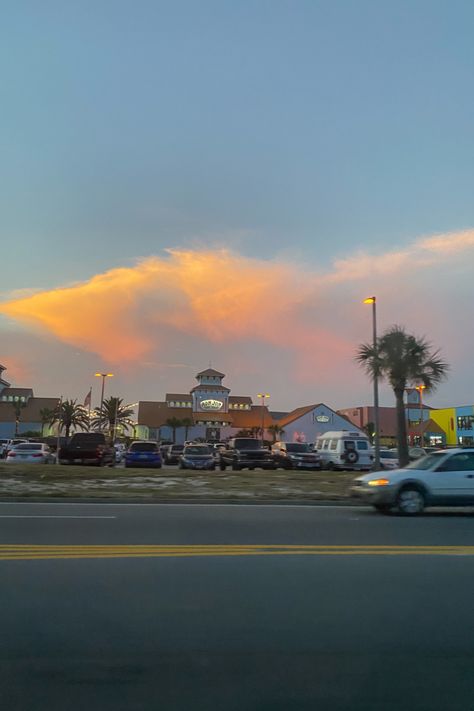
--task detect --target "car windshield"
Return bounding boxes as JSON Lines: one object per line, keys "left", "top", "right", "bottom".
{"left": 184, "top": 446, "right": 211, "bottom": 455}
{"left": 380, "top": 451, "right": 398, "bottom": 459}
{"left": 405, "top": 452, "right": 448, "bottom": 470}
{"left": 234, "top": 439, "right": 262, "bottom": 449}
{"left": 130, "top": 443, "right": 158, "bottom": 452}
{"left": 13, "top": 444, "right": 42, "bottom": 451}
{"left": 286, "top": 443, "right": 310, "bottom": 453}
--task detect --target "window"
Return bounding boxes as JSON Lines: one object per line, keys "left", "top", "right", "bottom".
{"left": 322, "top": 440, "right": 330, "bottom": 450}
{"left": 459, "top": 436, "right": 474, "bottom": 446}
{"left": 441, "top": 453, "right": 474, "bottom": 472}
{"left": 457, "top": 416, "right": 474, "bottom": 431}
{"left": 356, "top": 441, "right": 369, "bottom": 450}
{"left": 329, "top": 439, "right": 337, "bottom": 451}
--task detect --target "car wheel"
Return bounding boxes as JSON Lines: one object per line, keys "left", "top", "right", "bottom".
{"left": 397, "top": 487, "right": 425, "bottom": 515}
{"left": 219, "top": 462, "right": 226, "bottom": 471}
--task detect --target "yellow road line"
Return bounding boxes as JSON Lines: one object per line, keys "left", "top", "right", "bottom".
{"left": 0, "top": 544, "right": 474, "bottom": 560}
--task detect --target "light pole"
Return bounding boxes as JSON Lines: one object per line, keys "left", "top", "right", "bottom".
{"left": 257, "top": 393, "right": 270, "bottom": 444}
{"left": 416, "top": 384, "right": 426, "bottom": 446}
{"left": 95, "top": 373, "right": 114, "bottom": 432}
{"left": 363, "top": 297, "right": 380, "bottom": 469}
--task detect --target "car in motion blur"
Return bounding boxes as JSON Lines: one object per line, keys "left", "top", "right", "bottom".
{"left": 351, "top": 448, "right": 474, "bottom": 514}
{"left": 271, "top": 441, "right": 321, "bottom": 470}
{"left": 125, "top": 441, "right": 162, "bottom": 469}
{"left": 179, "top": 444, "right": 216, "bottom": 470}
{"left": 6, "top": 442, "right": 55, "bottom": 464}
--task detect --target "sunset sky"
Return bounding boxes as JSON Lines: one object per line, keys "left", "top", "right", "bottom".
{"left": 2, "top": 1, "right": 473, "bottom": 411}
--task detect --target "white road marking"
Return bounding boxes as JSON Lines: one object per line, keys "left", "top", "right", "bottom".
{"left": 0, "top": 515, "right": 116, "bottom": 519}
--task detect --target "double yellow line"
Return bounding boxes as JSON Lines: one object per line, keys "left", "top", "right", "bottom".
{"left": 0, "top": 545, "right": 474, "bottom": 560}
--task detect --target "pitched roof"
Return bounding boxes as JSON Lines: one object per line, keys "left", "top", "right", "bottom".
{"left": 408, "top": 418, "right": 445, "bottom": 435}
{"left": 277, "top": 404, "right": 322, "bottom": 428}
{"left": 229, "top": 396, "right": 253, "bottom": 404}
{"left": 1, "top": 387, "right": 34, "bottom": 399}
{"left": 137, "top": 401, "right": 193, "bottom": 428}
{"left": 190, "top": 384, "right": 230, "bottom": 393}
{"left": 196, "top": 368, "right": 225, "bottom": 378}
{"left": 231, "top": 406, "right": 274, "bottom": 429}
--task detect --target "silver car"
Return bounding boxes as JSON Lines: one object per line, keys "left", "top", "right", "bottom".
{"left": 6, "top": 442, "right": 55, "bottom": 464}
{"left": 351, "top": 448, "right": 474, "bottom": 514}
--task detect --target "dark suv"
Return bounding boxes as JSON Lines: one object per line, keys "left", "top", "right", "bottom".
{"left": 219, "top": 438, "right": 275, "bottom": 471}
{"left": 272, "top": 441, "right": 321, "bottom": 470}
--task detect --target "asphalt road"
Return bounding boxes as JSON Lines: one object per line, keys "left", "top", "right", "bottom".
{"left": 1, "top": 502, "right": 473, "bottom": 711}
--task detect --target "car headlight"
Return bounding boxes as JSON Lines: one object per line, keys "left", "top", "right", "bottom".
{"left": 367, "top": 478, "right": 390, "bottom": 487}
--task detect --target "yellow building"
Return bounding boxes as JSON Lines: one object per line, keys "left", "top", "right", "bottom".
{"left": 430, "top": 408, "right": 457, "bottom": 446}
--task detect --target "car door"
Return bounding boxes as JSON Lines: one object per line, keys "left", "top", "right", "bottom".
{"left": 428, "top": 452, "right": 474, "bottom": 504}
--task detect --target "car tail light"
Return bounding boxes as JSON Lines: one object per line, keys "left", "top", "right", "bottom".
{"left": 32, "top": 453, "right": 43, "bottom": 458}
{"left": 8, "top": 452, "right": 16, "bottom": 458}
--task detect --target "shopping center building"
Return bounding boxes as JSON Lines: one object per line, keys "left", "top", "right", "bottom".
{"left": 136, "top": 368, "right": 361, "bottom": 444}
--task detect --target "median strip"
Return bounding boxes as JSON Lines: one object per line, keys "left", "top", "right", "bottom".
{"left": 1, "top": 545, "right": 474, "bottom": 560}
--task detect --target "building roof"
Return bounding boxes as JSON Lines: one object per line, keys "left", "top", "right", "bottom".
{"left": 0, "top": 387, "right": 34, "bottom": 400}
{"left": 277, "top": 405, "right": 321, "bottom": 428}
{"left": 196, "top": 368, "right": 225, "bottom": 378}
{"left": 190, "top": 384, "right": 230, "bottom": 393}
{"left": 229, "top": 396, "right": 253, "bottom": 404}
{"left": 269, "top": 411, "right": 290, "bottom": 421}
{"left": 231, "top": 406, "right": 274, "bottom": 429}
{"left": 0, "top": 397, "right": 59, "bottom": 423}
{"left": 193, "top": 413, "right": 233, "bottom": 424}
{"left": 408, "top": 418, "right": 445, "bottom": 435}
{"left": 165, "top": 394, "right": 192, "bottom": 402}
{"left": 137, "top": 401, "right": 193, "bottom": 428}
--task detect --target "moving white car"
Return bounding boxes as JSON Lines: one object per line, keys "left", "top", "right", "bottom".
{"left": 316, "top": 431, "right": 373, "bottom": 471}
{"left": 351, "top": 448, "right": 474, "bottom": 514}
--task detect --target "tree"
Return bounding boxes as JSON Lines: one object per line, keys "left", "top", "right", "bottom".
{"left": 39, "top": 408, "right": 55, "bottom": 437}
{"left": 51, "top": 399, "right": 90, "bottom": 439}
{"left": 11, "top": 399, "right": 27, "bottom": 437}
{"left": 181, "top": 417, "right": 193, "bottom": 441}
{"left": 92, "top": 397, "right": 136, "bottom": 437}
{"left": 356, "top": 325, "right": 448, "bottom": 466}
{"left": 268, "top": 424, "right": 285, "bottom": 443}
{"left": 165, "top": 417, "right": 183, "bottom": 444}
{"left": 363, "top": 422, "right": 375, "bottom": 444}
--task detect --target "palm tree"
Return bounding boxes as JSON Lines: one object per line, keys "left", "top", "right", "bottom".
{"left": 92, "top": 397, "right": 135, "bottom": 437}
{"left": 165, "top": 417, "right": 183, "bottom": 444}
{"left": 51, "top": 399, "right": 90, "bottom": 439}
{"left": 39, "top": 408, "right": 55, "bottom": 437}
{"left": 181, "top": 417, "right": 193, "bottom": 441}
{"left": 356, "top": 325, "right": 448, "bottom": 466}
{"left": 12, "top": 399, "right": 27, "bottom": 437}
{"left": 268, "top": 424, "right": 285, "bottom": 443}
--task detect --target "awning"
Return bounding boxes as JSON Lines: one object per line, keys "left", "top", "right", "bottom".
{"left": 193, "top": 413, "right": 233, "bottom": 425}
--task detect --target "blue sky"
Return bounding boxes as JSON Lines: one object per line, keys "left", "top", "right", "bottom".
{"left": 1, "top": 1, "right": 473, "bottom": 408}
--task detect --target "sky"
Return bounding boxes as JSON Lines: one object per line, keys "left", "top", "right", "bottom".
{"left": 1, "top": 0, "right": 473, "bottom": 411}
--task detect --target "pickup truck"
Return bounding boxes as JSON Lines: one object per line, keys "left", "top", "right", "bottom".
{"left": 219, "top": 438, "right": 275, "bottom": 471}
{"left": 58, "top": 433, "right": 115, "bottom": 466}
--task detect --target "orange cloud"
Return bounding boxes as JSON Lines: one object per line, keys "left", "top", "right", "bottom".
{"left": 1, "top": 230, "right": 473, "bottom": 374}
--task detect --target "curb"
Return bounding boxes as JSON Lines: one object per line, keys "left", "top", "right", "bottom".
{"left": 0, "top": 496, "right": 358, "bottom": 506}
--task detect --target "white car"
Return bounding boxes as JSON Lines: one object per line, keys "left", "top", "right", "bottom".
{"left": 351, "top": 448, "right": 474, "bottom": 514}
{"left": 6, "top": 442, "right": 55, "bottom": 464}
{"left": 378, "top": 450, "right": 400, "bottom": 470}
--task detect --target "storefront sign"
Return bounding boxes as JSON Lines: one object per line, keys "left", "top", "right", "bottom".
{"left": 315, "top": 415, "right": 330, "bottom": 422}
{"left": 200, "top": 399, "right": 224, "bottom": 411}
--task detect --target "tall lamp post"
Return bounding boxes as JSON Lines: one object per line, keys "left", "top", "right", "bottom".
{"left": 95, "top": 373, "right": 114, "bottom": 432}
{"left": 416, "top": 384, "right": 426, "bottom": 447}
{"left": 257, "top": 393, "right": 270, "bottom": 444}
{"left": 363, "top": 297, "right": 380, "bottom": 469}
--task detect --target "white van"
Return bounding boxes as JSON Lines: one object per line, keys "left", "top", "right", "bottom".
{"left": 316, "top": 430, "right": 373, "bottom": 471}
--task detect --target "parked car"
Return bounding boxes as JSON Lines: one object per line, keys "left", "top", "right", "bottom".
{"left": 58, "top": 433, "right": 115, "bottom": 466}
{"left": 125, "top": 441, "right": 162, "bottom": 468}
{"left": 2, "top": 438, "right": 28, "bottom": 458}
{"left": 114, "top": 443, "right": 126, "bottom": 463}
{"left": 179, "top": 445, "right": 215, "bottom": 470}
{"left": 164, "top": 444, "right": 184, "bottom": 465}
{"left": 378, "top": 450, "right": 400, "bottom": 470}
{"left": 351, "top": 448, "right": 474, "bottom": 514}
{"left": 316, "top": 431, "right": 373, "bottom": 471}
{"left": 271, "top": 441, "right": 321, "bottom": 470}
{"left": 6, "top": 442, "right": 55, "bottom": 464}
{"left": 219, "top": 438, "right": 275, "bottom": 471}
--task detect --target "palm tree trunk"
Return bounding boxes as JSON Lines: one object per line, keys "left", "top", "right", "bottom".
{"left": 395, "top": 389, "right": 409, "bottom": 467}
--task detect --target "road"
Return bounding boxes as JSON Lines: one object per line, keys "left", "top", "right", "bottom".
{"left": 1, "top": 502, "right": 473, "bottom": 711}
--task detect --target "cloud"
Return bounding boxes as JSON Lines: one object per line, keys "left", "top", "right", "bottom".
{"left": 1, "top": 229, "right": 473, "bottom": 405}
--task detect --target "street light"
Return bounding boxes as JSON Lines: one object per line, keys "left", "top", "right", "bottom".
{"left": 416, "top": 384, "right": 427, "bottom": 446}
{"left": 363, "top": 297, "right": 380, "bottom": 469}
{"left": 95, "top": 373, "right": 114, "bottom": 431}
{"left": 257, "top": 393, "right": 270, "bottom": 444}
